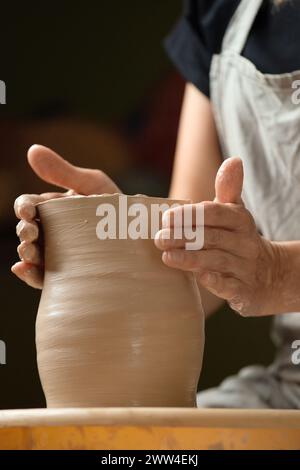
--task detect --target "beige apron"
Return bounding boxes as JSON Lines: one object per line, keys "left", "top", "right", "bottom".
{"left": 197, "top": 0, "right": 300, "bottom": 408}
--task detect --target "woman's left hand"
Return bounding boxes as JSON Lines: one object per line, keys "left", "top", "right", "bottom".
{"left": 155, "top": 158, "right": 284, "bottom": 317}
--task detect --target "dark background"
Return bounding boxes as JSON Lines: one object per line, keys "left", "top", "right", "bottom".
{"left": 0, "top": 1, "right": 274, "bottom": 409}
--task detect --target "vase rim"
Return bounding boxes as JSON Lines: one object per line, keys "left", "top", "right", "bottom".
{"left": 37, "top": 193, "right": 190, "bottom": 208}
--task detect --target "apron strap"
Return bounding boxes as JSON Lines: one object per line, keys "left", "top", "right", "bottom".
{"left": 222, "top": 0, "right": 264, "bottom": 54}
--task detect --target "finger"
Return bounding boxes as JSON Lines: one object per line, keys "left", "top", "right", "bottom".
{"left": 215, "top": 157, "right": 244, "bottom": 204}
{"left": 16, "top": 220, "right": 39, "bottom": 242}
{"left": 14, "top": 192, "right": 66, "bottom": 221}
{"left": 155, "top": 227, "right": 245, "bottom": 255}
{"left": 40, "top": 189, "right": 76, "bottom": 199}
{"left": 198, "top": 272, "right": 246, "bottom": 304}
{"left": 154, "top": 229, "right": 185, "bottom": 250}
{"left": 162, "top": 248, "right": 246, "bottom": 278}
{"left": 163, "top": 202, "right": 250, "bottom": 232}
{"left": 11, "top": 262, "right": 43, "bottom": 289}
{"left": 155, "top": 228, "right": 204, "bottom": 251}
{"left": 27, "top": 145, "right": 120, "bottom": 195}
{"left": 17, "top": 241, "right": 42, "bottom": 265}
{"left": 162, "top": 203, "right": 204, "bottom": 229}
{"left": 14, "top": 194, "right": 45, "bottom": 221}
{"left": 203, "top": 203, "right": 254, "bottom": 234}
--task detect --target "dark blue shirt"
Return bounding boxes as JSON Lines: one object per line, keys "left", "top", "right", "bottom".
{"left": 165, "top": 0, "right": 300, "bottom": 97}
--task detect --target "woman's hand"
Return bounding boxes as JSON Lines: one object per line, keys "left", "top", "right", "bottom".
{"left": 155, "top": 158, "right": 284, "bottom": 317}
{"left": 12, "top": 144, "right": 121, "bottom": 289}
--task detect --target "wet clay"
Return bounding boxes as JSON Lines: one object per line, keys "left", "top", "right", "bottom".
{"left": 36, "top": 194, "right": 204, "bottom": 407}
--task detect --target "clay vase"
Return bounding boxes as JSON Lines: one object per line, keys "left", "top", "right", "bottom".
{"left": 36, "top": 194, "right": 204, "bottom": 408}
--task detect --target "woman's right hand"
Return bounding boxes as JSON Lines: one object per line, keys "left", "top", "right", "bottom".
{"left": 12, "top": 144, "right": 121, "bottom": 289}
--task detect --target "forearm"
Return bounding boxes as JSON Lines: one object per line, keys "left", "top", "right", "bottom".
{"left": 169, "top": 83, "right": 222, "bottom": 203}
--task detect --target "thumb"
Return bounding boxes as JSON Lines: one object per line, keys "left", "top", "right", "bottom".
{"left": 27, "top": 145, "right": 120, "bottom": 195}
{"left": 215, "top": 157, "right": 244, "bottom": 204}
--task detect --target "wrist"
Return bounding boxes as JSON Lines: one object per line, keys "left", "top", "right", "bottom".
{"left": 268, "top": 241, "right": 299, "bottom": 314}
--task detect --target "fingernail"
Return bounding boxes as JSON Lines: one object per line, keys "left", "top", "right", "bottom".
{"left": 23, "top": 245, "right": 34, "bottom": 262}
{"left": 166, "top": 250, "right": 184, "bottom": 264}
{"left": 20, "top": 203, "right": 35, "bottom": 220}
{"left": 16, "top": 220, "right": 25, "bottom": 237}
